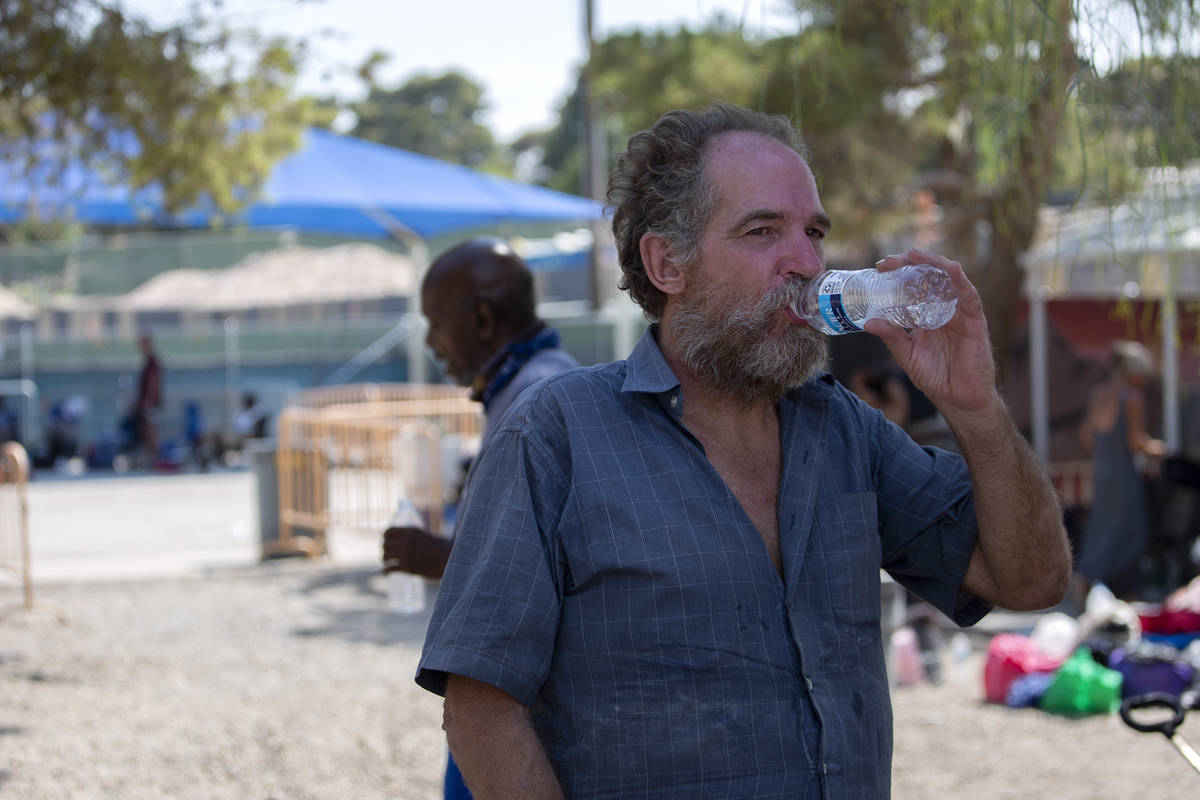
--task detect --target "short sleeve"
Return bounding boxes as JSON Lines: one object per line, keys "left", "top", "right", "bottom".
{"left": 415, "top": 399, "right": 570, "bottom": 706}
{"left": 872, "top": 412, "right": 991, "bottom": 627}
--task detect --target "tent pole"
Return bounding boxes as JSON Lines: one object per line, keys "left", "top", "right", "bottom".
{"left": 362, "top": 207, "right": 431, "bottom": 386}
{"left": 224, "top": 317, "right": 240, "bottom": 425}
{"left": 407, "top": 239, "right": 430, "bottom": 385}
{"left": 19, "top": 323, "right": 35, "bottom": 446}
{"left": 1163, "top": 293, "right": 1179, "bottom": 453}
{"left": 1030, "top": 285, "right": 1050, "bottom": 465}
{"left": 582, "top": 0, "right": 607, "bottom": 311}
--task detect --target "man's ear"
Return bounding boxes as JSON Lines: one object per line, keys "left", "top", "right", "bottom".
{"left": 639, "top": 233, "right": 686, "bottom": 296}
{"left": 475, "top": 301, "right": 496, "bottom": 341}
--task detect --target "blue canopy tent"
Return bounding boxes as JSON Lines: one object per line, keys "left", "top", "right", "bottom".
{"left": 0, "top": 127, "right": 605, "bottom": 382}
{"left": 0, "top": 127, "right": 602, "bottom": 240}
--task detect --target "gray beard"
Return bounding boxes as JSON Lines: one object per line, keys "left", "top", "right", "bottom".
{"left": 671, "top": 277, "right": 827, "bottom": 406}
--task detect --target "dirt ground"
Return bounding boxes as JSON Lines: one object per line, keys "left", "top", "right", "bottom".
{"left": 3, "top": 562, "right": 1199, "bottom": 799}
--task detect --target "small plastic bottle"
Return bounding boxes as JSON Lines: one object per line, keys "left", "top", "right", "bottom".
{"left": 384, "top": 496, "right": 427, "bottom": 614}
{"left": 789, "top": 263, "right": 957, "bottom": 335}
{"left": 387, "top": 570, "right": 425, "bottom": 614}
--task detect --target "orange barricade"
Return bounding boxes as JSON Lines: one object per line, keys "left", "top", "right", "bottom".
{"left": 0, "top": 442, "right": 66, "bottom": 623}
{"left": 273, "top": 384, "right": 484, "bottom": 558}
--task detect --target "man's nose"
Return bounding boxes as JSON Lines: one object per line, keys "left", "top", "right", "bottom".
{"left": 782, "top": 236, "right": 824, "bottom": 280}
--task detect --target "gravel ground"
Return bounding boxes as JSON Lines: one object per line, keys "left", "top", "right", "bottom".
{"left": 4, "top": 562, "right": 1200, "bottom": 799}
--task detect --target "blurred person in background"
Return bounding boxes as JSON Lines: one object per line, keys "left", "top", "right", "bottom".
{"left": 231, "top": 391, "right": 269, "bottom": 443}
{"left": 0, "top": 396, "right": 18, "bottom": 445}
{"left": 382, "top": 236, "right": 577, "bottom": 800}
{"left": 130, "top": 333, "right": 162, "bottom": 468}
{"left": 1072, "top": 340, "right": 1166, "bottom": 610}
{"left": 36, "top": 395, "right": 85, "bottom": 470}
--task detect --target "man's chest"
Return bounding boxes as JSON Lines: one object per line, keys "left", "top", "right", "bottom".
{"left": 703, "top": 440, "right": 783, "bottom": 572}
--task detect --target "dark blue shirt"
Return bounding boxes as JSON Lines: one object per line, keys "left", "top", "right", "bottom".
{"left": 418, "top": 327, "right": 989, "bottom": 798}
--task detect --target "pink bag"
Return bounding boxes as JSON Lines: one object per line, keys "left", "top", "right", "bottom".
{"left": 984, "top": 633, "right": 1067, "bottom": 704}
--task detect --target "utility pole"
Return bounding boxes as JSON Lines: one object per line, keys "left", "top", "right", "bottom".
{"left": 581, "top": 0, "right": 607, "bottom": 311}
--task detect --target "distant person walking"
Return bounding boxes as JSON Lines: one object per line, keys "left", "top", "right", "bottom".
{"left": 1073, "top": 340, "right": 1166, "bottom": 607}
{"left": 133, "top": 333, "right": 162, "bottom": 467}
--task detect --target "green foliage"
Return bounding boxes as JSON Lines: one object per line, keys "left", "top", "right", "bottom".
{"left": 532, "top": 78, "right": 589, "bottom": 195}
{"left": 1078, "top": 54, "right": 1200, "bottom": 167}
{"left": 0, "top": 0, "right": 323, "bottom": 219}
{"left": 349, "top": 70, "right": 500, "bottom": 171}
{"left": 537, "top": 14, "right": 933, "bottom": 240}
{"left": 530, "top": 0, "right": 1198, "bottom": 370}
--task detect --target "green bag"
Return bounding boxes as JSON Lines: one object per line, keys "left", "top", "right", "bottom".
{"left": 1038, "top": 647, "right": 1123, "bottom": 716}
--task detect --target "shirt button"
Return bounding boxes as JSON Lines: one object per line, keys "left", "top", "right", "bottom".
{"left": 669, "top": 394, "right": 679, "bottom": 408}
{"left": 805, "top": 678, "right": 814, "bottom": 691}
{"left": 822, "top": 762, "right": 829, "bottom": 775}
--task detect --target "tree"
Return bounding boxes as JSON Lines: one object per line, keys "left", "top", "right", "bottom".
{"left": 0, "top": 0, "right": 324, "bottom": 223}
{"left": 535, "top": 15, "right": 931, "bottom": 235}
{"left": 348, "top": 67, "right": 502, "bottom": 171}
{"left": 1072, "top": 52, "right": 1200, "bottom": 170}
{"left": 792, "top": 0, "right": 1200, "bottom": 371}
{"left": 534, "top": 19, "right": 775, "bottom": 196}
{"left": 542, "top": 2, "right": 1200, "bottom": 376}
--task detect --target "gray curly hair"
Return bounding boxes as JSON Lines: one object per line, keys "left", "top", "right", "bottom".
{"left": 606, "top": 102, "right": 809, "bottom": 321}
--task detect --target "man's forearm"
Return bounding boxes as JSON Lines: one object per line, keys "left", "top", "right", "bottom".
{"left": 948, "top": 398, "right": 1072, "bottom": 610}
{"left": 443, "top": 674, "right": 564, "bottom": 800}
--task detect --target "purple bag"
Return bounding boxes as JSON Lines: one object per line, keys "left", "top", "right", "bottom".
{"left": 1110, "top": 642, "right": 1196, "bottom": 699}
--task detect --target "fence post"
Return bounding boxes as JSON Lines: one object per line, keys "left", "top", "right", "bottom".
{"left": 0, "top": 442, "right": 67, "bottom": 624}
{"left": 19, "top": 323, "right": 34, "bottom": 445}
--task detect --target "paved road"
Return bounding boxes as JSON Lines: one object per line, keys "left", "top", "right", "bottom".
{"left": 16, "top": 468, "right": 380, "bottom": 585}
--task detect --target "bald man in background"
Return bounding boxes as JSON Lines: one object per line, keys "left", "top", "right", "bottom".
{"left": 420, "top": 237, "right": 580, "bottom": 437}
{"left": 383, "top": 237, "right": 578, "bottom": 800}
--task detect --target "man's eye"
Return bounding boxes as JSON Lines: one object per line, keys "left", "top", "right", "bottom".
{"left": 746, "top": 227, "right": 770, "bottom": 236}
{"left": 807, "top": 228, "right": 826, "bottom": 240}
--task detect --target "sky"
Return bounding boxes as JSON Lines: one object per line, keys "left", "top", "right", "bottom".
{"left": 127, "top": 0, "right": 798, "bottom": 142}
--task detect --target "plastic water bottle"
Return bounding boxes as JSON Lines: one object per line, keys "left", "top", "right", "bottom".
{"left": 383, "top": 496, "right": 427, "bottom": 614}
{"left": 387, "top": 571, "right": 426, "bottom": 614}
{"left": 789, "top": 264, "right": 957, "bottom": 335}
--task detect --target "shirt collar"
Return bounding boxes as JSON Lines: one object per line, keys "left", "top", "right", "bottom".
{"left": 621, "top": 325, "right": 681, "bottom": 396}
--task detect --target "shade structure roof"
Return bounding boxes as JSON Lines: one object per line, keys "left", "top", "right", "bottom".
{"left": 1024, "top": 163, "right": 1200, "bottom": 299}
{"left": 0, "top": 127, "right": 603, "bottom": 240}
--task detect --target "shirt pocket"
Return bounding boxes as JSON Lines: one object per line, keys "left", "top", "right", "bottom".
{"left": 815, "top": 491, "right": 882, "bottom": 626}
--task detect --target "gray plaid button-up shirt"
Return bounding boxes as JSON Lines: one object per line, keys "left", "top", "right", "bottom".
{"left": 418, "top": 326, "right": 989, "bottom": 798}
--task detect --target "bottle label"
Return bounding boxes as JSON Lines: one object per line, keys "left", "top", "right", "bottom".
{"left": 816, "top": 273, "right": 862, "bottom": 333}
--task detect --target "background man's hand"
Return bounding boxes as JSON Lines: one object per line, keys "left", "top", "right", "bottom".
{"left": 382, "top": 525, "right": 453, "bottom": 579}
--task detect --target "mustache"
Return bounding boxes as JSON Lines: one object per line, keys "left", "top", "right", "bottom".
{"left": 757, "top": 275, "right": 809, "bottom": 315}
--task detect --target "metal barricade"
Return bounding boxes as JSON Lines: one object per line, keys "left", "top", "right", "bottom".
{"left": 0, "top": 442, "right": 66, "bottom": 623}
{"left": 273, "top": 384, "right": 483, "bottom": 558}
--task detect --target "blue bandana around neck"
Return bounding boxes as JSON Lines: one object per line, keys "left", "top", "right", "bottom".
{"left": 471, "top": 322, "right": 561, "bottom": 409}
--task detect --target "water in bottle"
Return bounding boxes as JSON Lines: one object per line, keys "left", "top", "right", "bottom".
{"left": 383, "top": 496, "right": 427, "bottom": 614}
{"left": 789, "top": 263, "right": 957, "bottom": 335}
{"left": 387, "top": 571, "right": 426, "bottom": 614}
